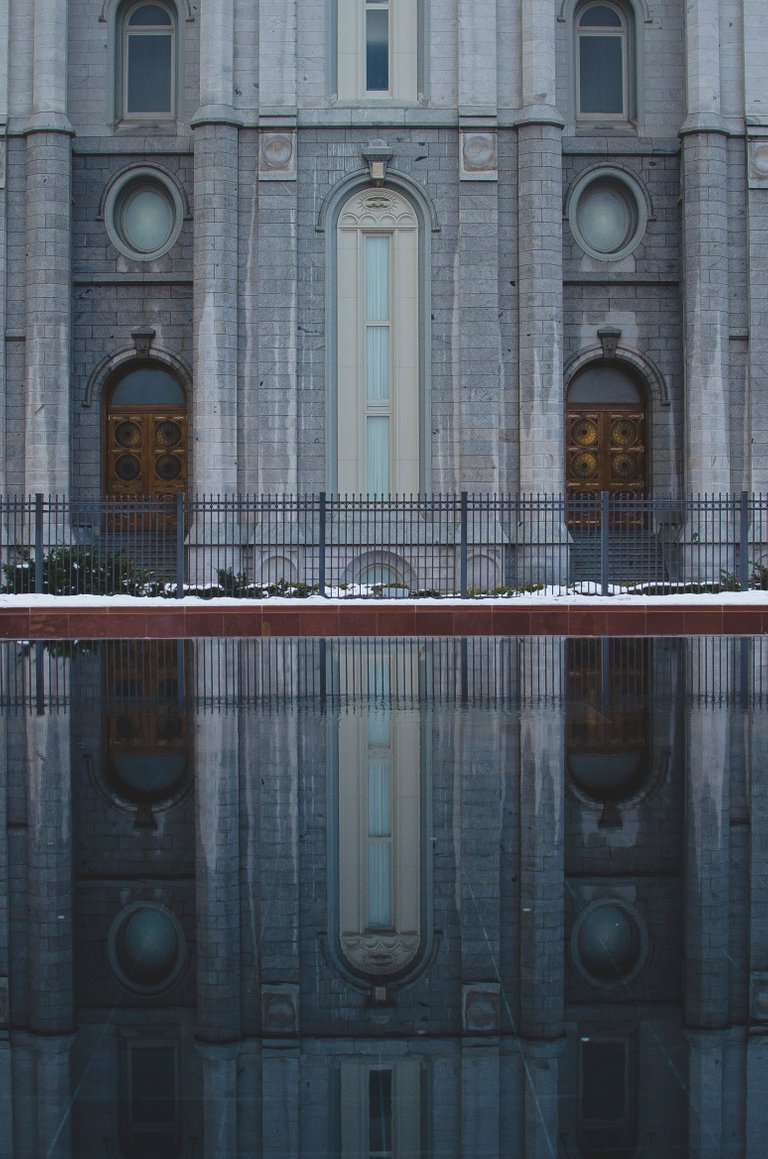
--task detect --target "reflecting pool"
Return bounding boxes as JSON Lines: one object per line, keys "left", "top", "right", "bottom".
{"left": 1, "top": 636, "right": 766, "bottom": 1157}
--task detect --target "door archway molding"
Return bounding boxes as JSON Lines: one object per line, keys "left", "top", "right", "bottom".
{"left": 84, "top": 343, "right": 192, "bottom": 409}
{"left": 564, "top": 342, "right": 669, "bottom": 407}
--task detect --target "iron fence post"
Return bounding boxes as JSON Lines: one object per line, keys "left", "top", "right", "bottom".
{"left": 600, "top": 490, "right": 609, "bottom": 596}
{"left": 34, "top": 493, "right": 44, "bottom": 594}
{"left": 176, "top": 492, "right": 185, "bottom": 598}
{"left": 739, "top": 490, "right": 750, "bottom": 591}
{"left": 460, "top": 491, "right": 468, "bottom": 598}
{"left": 318, "top": 491, "right": 326, "bottom": 597}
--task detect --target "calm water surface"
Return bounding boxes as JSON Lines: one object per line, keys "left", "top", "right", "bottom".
{"left": 0, "top": 636, "right": 765, "bottom": 1157}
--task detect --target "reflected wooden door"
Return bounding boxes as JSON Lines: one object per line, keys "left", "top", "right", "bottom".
{"left": 566, "top": 406, "right": 646, "bottom": 525}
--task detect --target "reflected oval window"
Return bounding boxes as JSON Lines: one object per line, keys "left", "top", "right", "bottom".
{"left": 568, "top": 750, "right": 647, "bottom": 803}
{"left": 572, "top": 901, "right": 647, "bottom": 987}
{"left": 108, "top": 903, "right": 186, "bottom": 993}
{"left": 110, "top": 751, "right": 187, "bottom": 801}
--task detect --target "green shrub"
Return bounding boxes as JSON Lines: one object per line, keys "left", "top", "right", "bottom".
{"left": 1, "top": 546, "right": 158, "bottom": 596}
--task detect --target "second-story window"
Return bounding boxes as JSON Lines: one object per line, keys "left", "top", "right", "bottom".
{"left": 122, "top": 2, "right": 176, "bottom": 120}
{"left": 337, "top": 0, "right": 418, "bottom": 102}
{"left": 576, "top": 2, "right": 631, "bottom": 121}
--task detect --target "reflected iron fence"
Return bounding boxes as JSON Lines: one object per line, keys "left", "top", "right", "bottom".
{"left": 0, "top": 491, "right": 767, "bottom": 597}
{"left": 3, "top": 637, "right": 768, "bottom": 714}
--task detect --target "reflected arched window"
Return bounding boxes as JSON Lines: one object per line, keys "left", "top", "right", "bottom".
{"left": 576, "top": 2, "right": 633, "bottom": 122}
{"left": 329, "top": 641, "right": 433, "bottom": 992}
{"left": 119, "top": 2, "right": 177, "bottom": 122}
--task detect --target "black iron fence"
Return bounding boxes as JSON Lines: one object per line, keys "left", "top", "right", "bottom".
{"left": 0, "top": 491, "right": 766, "bottom": 597}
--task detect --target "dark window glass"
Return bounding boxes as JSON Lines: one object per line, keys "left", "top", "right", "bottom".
{"left": 568, "top": 365, "right": 642, "bottom": 405}
{"left": 129, "top": 3, "right": 172, "bottom": 25}
{"left": 581, "top": 1041, "right": 626, "bottom": 1121}
{"left": 369, "top": 1069, "right": 393, "bottom": 1154}
{"left": 127, "top": 34, "right": 172, "bottom": 113}
{"left": 111, "top": 368, "right": 185, "bottom": 406}
{"left": 366, "top": 10, "right": 389, "bottom": 92}
{"left": 579, "top": 4, "right": 622, "bottom": 27}
{"left": 579, "top": 36, "right": 623, "bottom": 114}
{"left": 131, "top": 1046, "right": 176, "bottom": 1126}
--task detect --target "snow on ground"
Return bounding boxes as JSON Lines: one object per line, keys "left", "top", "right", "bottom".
{"left": 3, "top": 587, "right": 768, "bottom": 608}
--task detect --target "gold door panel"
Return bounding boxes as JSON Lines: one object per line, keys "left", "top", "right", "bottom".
{"left": 567, "top": 406, "right": 646, "bottom": 525}
{"left": 106, "top": 409, "right": 187, "bottom": 526}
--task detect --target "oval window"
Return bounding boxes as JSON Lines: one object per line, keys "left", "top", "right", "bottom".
{"left": 569, "top": 169, "right": 647, "bottom": 261}
{"left": 104, "top": 167, "right": 184, "bottom": 260}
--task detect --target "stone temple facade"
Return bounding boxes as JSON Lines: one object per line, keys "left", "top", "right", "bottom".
{"left": 0, "top": 0, "right": 767, "bottom": 511}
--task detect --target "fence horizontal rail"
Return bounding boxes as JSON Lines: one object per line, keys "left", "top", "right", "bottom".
{"left": 0, "top": 491, "right": 766, "bottom": 598}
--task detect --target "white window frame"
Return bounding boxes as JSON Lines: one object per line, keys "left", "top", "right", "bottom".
{"left": 118, "top": 0, "right": 177, "bottom": 124}
{"left": 337, "top": 0, "right": 418, "bottom": 102}
{"left": 336, "top": 188, "right": 420, "bottom": 496}
{"left": 575, "top": 1, "right": 631, "bottom": 124}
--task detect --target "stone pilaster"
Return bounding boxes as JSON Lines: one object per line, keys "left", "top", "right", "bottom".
{"left": 253, "top": 0, "right": 298, "bottom": 493}
{"left": 23, "top": 0, "right": 72, "bottom": 497}
{"left": 516, "top": 0, "right": 564, "bottom": 498}
{"left": 743, "top": 2, "right": 768, "bottom": 494}
{"left": 191, "top": 0, "right": 240, "bottom": 496}
{"left": 25, "top": 654, "right": 74, "bottom": 1157}
{"left": 684, "top": 639, "right": 731, "bottom": 1032}
{"left": 518, "top": 638, "right": 565, "bottom": 1044}
{"left": 680, "top": 0, "right": 731, "bottom": 495}
{"left": 456, "top": 0, "right": 500, "bottom": 489}
{"left": 194, "top": 644, "right": 241, "bottom": 1047}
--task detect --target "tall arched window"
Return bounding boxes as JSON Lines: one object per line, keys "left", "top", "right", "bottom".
{"left": 576, "top": 2, "right": 633, "bottom": 122}
{"left": 336, "top": 188, "right": 420, "bottom": 494}
{"left": 119, "top": 2, "right": 177, "bottom": 122}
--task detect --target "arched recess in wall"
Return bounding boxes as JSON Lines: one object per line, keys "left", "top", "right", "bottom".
{"left": 319, "top": 169, "right": 437, "bottom": 495}
{"left": 324, "top": 640, "right": 435, "bottom": 995}
{"left": 87, "top": 344, "right": 192, "bottom": 507}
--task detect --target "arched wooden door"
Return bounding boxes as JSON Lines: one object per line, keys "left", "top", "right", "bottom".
{"left": 566, "top": 363, "right": 646, "bottom": 525}
{"left": 105, "top": 366, "right": 188, "bottom": 525}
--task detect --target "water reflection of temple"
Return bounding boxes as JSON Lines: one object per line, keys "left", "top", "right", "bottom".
{"left": 0, "top": 636, "right": 767, "bottom": 1156}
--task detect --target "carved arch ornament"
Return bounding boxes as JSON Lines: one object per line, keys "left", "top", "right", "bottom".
{"left": 317, "top": 167, "right": 440, "bottom": 233}
{"left": 337, "top": 189, "right": 418, "bottom": 232}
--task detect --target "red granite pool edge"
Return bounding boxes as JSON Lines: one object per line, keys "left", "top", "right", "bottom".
{"left": 0, "top": 603, "right": 766, "bottom": 638}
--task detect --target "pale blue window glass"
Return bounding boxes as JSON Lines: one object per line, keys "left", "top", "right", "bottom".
{"left": 366, "top": 417, "right": 390, "bottom": 493}
{"left": 367, "top": 844, "right": 393, "bottom": 927}
{"left": 122, "top": 187, "right": 174, "bottom": 252}
{"left": 366, "top": 235, "right": 390, "bottom": 320}
{"left": 366, "top": 236, "right": 391, "bottom": 402}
